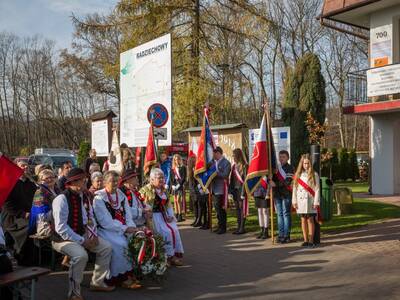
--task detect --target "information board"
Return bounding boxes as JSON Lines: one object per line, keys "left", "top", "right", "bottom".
{"left": 120, "top": 33, "right": 172, "bottom": 146}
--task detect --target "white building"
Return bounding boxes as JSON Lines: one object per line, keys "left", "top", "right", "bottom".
{"left": 321, "top": 0, "right": 400, "bottom": 195}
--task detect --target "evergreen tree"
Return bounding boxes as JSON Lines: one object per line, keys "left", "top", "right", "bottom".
{"left": 282, "top": 53, "right": 326, "bottom": 165}
{"left": 78, "top": 141, "right": 91, "bottom": 167}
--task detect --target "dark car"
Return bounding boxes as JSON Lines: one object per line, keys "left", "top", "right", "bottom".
{"left": 28, "top": 154, "right": 77, "bottom": 175}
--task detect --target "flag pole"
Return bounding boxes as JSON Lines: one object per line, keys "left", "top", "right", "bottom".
{"left": 263, "top": 98, "right": 274, "bottom": 244}
{"left": 208, "top": 190, "right": 212, "bottom": 232}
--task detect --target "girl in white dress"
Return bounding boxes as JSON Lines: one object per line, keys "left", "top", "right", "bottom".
{"left": 292, "top": 154, "right": 320, "bottom": 248}
{"left": 93, "top": 171, "right": 141, "bottom": 289}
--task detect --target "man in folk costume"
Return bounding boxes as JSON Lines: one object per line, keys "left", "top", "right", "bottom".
{"left": 210, "top": 147, "right": 231, "bottom": 235}
{"left": 270, "top": 150, "right": 294, "bottom": 244}
{"left": 1, "top": 159, "right": 37, "bottom": 266}
{"left": 140, "top": 168, "right": 184, "bottom": 266}
{"left": 229, "top": 148, "right": 248, "bottom": 235}
{"left": 52, "top": 168, "right": 114, "bottom": 300}
{"left": 119, "top": 169, "right": 151, "bottom": 227}
{"left": 170, "top": 154, "right": 187, "bottom": 222}
{"left": 93, "top": 171, "right": 141, "bottom": 289}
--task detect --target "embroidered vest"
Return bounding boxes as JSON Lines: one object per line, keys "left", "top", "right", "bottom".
{"left": 63, "top": 189, "right": 85, "bottom": 236}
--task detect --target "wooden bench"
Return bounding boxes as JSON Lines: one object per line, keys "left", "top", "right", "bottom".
{"left": 29, "top": 235, "right": 56, "bottom": 271}
{"left": 0, "top": 267, "right": 50, "bottom": 300}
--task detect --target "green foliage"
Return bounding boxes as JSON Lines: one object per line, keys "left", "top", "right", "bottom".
{"left": 349, "top": 149, "right": 359, "bottom": 181}
{"left": 321, "top": 148, "right": 329, "bottom": 177}
{"left": 282, "top": 53, "right": 326, "bottom": 165}
{"left": 19, "top": 147, "right": 31, "bottom": 156}
{"left": 338, "top": 148, "right": 349, "bottom": 180}
{"left": 77, "top": 141, "right": 91, "bottom": 167}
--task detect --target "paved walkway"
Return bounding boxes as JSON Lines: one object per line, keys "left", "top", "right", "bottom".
{"left": 354, "top": 193, "right": 400, "bottom": 207}
{"left": 36, "top": 219, "right": 400, "bottom": 300}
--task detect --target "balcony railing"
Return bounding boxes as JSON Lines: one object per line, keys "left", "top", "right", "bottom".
{"left": 345, "top": 69, "right": 393, "bottom": 106}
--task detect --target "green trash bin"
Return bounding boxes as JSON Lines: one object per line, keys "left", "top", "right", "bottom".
{"left": 320, "top": 177, "right": 333, "bottom": 221}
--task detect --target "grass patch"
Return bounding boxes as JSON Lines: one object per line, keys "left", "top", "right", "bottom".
{"left": 334, "top": 181, "right": 369, "bottom": 193}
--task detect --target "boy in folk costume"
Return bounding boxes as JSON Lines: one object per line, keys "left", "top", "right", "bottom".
{"left": 119, "top": 169, "right": 151, "bottom": 227}
{"left": 93, "top": 171, "right": 141, "bottom": 289}
{"left": 170, "top": 154, "right": 187, "bottom": 222}
{"left": 210, "top": 147, "right": 231, "bottom": 235}
{"left": 292, "top": 154, "right": 320, "bottom": 248}
{"left": 52, "top": 168, "right": 114, "bottom": 300}
{"left": 229, "top": 148, "right": 248, "bottom": 235}
{"left": 140, "top": 168, "right": 184, "bottom": 266}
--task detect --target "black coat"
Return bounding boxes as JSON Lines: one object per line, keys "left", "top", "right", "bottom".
{"left": 170, "top": 166, "right": 186, "bottom": 193}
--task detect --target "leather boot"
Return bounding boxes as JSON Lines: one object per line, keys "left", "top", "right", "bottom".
{"left": 261, "top": 227, "right": 268, "bottom": 239}
{"left": 256, "top": 228, "right": 265, "bottom": 239}
{"left": 237, "top": 217, "right": 246, "bottom": 234}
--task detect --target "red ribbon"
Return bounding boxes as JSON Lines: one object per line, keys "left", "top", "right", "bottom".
{"left": 294, "top": 177, "right": 322, "bottom": 224}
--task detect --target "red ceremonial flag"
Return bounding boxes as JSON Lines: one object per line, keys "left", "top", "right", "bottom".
{"left": 144, "top": 124, "right": 157, "bottom": 175}
{"left": 0, "top": 154, "right": 23, "bottom": 208}
{"left": 135, "top": 147, "right": 141, "bottom": 167}
{"left": 244, "top": 115, "right": 270, "bottom": 195}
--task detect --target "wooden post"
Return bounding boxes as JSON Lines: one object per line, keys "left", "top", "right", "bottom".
{"left": 208, "top": 191, "right": 213, "bottom": 231}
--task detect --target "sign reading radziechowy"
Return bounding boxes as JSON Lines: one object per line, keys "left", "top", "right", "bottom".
{"left": 367, "top": 64, "right": 400, "bottom": 97}
{"left": 120, "top": 33, "right": 172, "bottom": 146}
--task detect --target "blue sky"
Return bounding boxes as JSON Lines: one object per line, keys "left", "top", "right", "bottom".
{"left": 0, "top": 0, "right": 117, "bottom": 49}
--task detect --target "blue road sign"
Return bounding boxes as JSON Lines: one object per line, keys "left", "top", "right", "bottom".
{"left": 147, "top": 103, "right": 169, "bottom": 128}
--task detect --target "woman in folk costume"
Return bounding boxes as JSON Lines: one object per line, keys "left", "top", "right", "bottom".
{"left": 119, "top": 169, "right": 151, "bottom": 228}
{"left": 93, "top": 171, "right": 141, "bottom": 289}
{"left": 88, "top": 172, "right": 104, "bottom": 196}
{"left": 140, "top": 168, "right": 184, "bottom": 266}
{"left": 170, "top": 154, "right": 187, "bottom": 222}
{"left": 253, "top": 177, "right": 270, "bottom": 239}
{"left": 29, "top": 169, "right": 60, "bottom": 235}
{"left": 292, "top": 154, "right": 320, "bottom": 248}
{"left": 230, "top": 148, "right": 248, "bottom": 235}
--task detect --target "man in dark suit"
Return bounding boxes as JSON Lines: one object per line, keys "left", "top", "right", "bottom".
{"left": 210, "top": 147, "right": 231, "bottom": 234}
{"left": 1, "top": 160, "right": 37, "bottom": 266}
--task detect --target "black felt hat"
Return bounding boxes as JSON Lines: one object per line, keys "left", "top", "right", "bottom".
{"left": 65, "top": 168, "right": 87, "bottom": 183}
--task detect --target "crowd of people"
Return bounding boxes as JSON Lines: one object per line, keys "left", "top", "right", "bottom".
{"left": 0, "top": 146, "right": 321, "bottom": 300}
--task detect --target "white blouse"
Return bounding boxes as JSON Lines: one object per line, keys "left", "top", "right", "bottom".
{"left": 93, "top": 189, "right": 135, "bottom": 235}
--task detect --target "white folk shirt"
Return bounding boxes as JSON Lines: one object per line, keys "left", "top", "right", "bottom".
{"left": 292, "top": 172, "right": 320, "bottom": 214}
{"left": 52, "top": 193, "right": 90, "bottom": 245}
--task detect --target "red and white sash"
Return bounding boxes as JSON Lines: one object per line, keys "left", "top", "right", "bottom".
{"left": 172, "top": 167, "right": 186, "bottom": 213}
{"left": 294, "top": 176, "right": 322, "bottom": 224}
{"left": 295, "top": 177, "right": 315, "bottom": 197}
{"left": 173, "top": 167, "right": 181, "bottom": 181}
{"left": 276, "top": 165, "right": 292, "bottom": 192}
{"left": 231, "top": 164, "right": 248, "bottom": 217}
{"left": 223, "top": 179, "right": 229, "bottom": 210}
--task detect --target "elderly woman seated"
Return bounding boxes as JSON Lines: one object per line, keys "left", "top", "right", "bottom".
{"left": 118, "top": 169, "right": 151, "bottom": 228}
{"left": 89, "top": 171, "right": 104, "bottom": 195}
{"left": 29, "top": 169, "right": 60, "bottom": 235}
{"left": 93, "top": 171, "right": 141, "bottom": 289}
{"left": 140, "top": 168, "right": 184, "bottom": 266}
